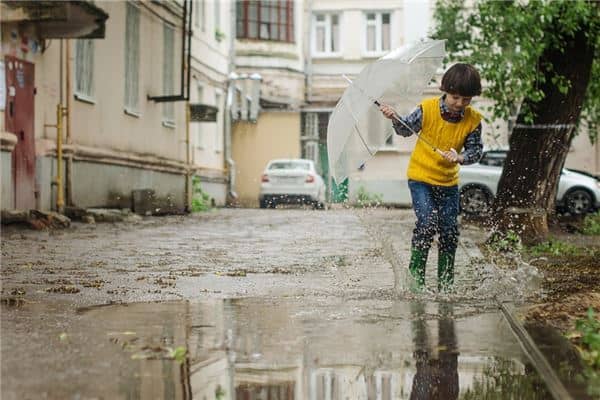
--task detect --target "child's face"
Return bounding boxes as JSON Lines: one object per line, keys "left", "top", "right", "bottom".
{"left": 445, "top": 93, "right": 472, "bottom": 112}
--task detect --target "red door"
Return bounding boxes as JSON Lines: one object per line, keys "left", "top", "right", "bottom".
{"left": 5, "top": 56, "right": 36, "bottom": 210}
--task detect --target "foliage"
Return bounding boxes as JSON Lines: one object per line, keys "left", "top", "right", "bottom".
{"left": 168, "top": 346, "right": 187, "bottom": 364}
{"left": 215, "top": 29, "right": 226, "bottom": 42}
{"left": 215, "top": 385, "right": 226, "bottom": 400}
{"left": 432, "top": 0, "right": 600, "bottom": 138}
{"left": 583, "top": 211, "right": 600, "bottom": 235}
{"left": 568, "top": 308, "right": 600, "bottom": 396}
{"left": 191, "top": 176, "right": 212, "bottom": 212}
{"left": 460, "top": 358, "right": 549, "bottom": 399}
{"left": 485, "top": 229, "right": 522, "bottom": 253}
{"left": 355, "top": 186, "right": 383, "bottom": 208}
{"left": 526, "top": 238, "right": 583, "bottom": 257}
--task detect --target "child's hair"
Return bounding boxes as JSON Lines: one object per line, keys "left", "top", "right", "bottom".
{"left": 440, "top": 63, "right": 482, "bottom": 97}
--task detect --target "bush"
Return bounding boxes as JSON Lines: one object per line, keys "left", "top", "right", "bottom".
{"left": 526, "top": 239, "right": 581, "bottom": 256}
{"left": 355, "top": 186, "right": 383, "bottom": 208}
{"left": 191, "top": 176, "right": 212, "bottom": 212}
{"left": 485, "top": 230, "right": 522, "bottom": 253}
{"left": 567, "top": 308, "right": 600, "bottom": 396}
{"left": 583, "top": 212, "right": 600, "bottom": 235}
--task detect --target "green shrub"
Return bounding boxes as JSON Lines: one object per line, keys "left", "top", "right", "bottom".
{"left": 583, "top": 212, "right": 600, "bottom": 235}
{"left": 568, "top": 308, "right": 600, "bottom": 396}
{"left": 486, "top": 230, "right": 522, "bottom": 253}
{"left": 191, "top": 176, "right": 212, "bottom": 212}
{"left": 355, "top": 186, "right": 383, "bottom": 208}
{"left": 526, "top": 239, "right": 581, "bottom": 256}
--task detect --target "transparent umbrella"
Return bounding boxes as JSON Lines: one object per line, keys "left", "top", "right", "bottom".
{"left": 327, "top": 40, "right": 446, "bottom": 183}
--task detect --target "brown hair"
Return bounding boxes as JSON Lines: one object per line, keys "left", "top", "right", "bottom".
{"left": 440, "top": 63, "right": 482, "bottom": 97}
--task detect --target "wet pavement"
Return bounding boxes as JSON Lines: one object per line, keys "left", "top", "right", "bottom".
{"left": 0, "top": 208, "right": 580, "bottom": 399}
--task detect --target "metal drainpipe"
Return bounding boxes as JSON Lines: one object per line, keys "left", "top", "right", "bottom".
{"left": 185, "top": 102, "right": 191, "bottom": 212}
{"left": 55, "top": 103, "right": 65, "bottom": 213}
{"left": 225, "top": 1, "right": 237, "bottom": 204}
{"left": 65, "top": 39, "right": 73, "bottom": 207}
{"left": 225, "top": 76, "right": 236, "bottom": 203}
{"left": 55, "top": 40, "right": 65, "bottom": 213}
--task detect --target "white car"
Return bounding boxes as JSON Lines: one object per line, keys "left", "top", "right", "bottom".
{"left": 459, "top": 150, "right": 600, "bottom": 215}
{"left": 259, "top": 159, "right": 326, "bottom": 209}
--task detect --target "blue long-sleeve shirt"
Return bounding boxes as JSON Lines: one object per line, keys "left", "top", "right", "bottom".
{"left": 392, "top": 96, "right": 483, "bottom": 165}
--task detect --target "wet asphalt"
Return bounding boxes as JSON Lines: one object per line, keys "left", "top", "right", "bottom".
{"left": 0, "top": 208, "right": 570, "bottom": 399}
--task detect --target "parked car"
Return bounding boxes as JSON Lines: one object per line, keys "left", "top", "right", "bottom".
{"left": 459, "top": 150, "right": 600, "bottom": 215}
{"left": 259, "top": 159, "right": 326, "bottom": 209}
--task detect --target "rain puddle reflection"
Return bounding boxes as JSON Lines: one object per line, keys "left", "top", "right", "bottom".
{"left": 72, "top": 298, "right": 554, "bottom": 399}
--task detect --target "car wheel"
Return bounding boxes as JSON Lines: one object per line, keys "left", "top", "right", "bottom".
{"left": 460, "top": 186, "right": 492, "bottom": 215}
{"left": 564, "top": 188, "right": 593, "bottom": 215}
{"left": 313, "top": 201, "right": 325, "bottom": 210}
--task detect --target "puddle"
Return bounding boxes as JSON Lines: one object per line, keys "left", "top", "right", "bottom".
{"left": 2, "top": 297, "right": 563, "bottom": 399}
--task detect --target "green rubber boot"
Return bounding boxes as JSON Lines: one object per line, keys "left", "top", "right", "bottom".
{"left": 438, "top": 251, "right": 455, "bottom": 292}
{"left": 408, "top": 248, "right": 428, "bottom": 291}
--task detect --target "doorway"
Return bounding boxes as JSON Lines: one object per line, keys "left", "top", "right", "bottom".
{"left": 5, "top": 56, "right": 36, "bottom": 210}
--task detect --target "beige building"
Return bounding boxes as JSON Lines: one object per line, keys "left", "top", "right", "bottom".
{"left": 1, "top": 1, "right": 193, "bottom": 213}
{"left": 189, "top": 0, "right": 232, "bottom": 206}
{"left": 229, "top": 0, "right": 306, "bottom": 207}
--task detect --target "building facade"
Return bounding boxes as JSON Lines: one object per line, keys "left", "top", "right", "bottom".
{"left": 1, "top": 1, "right": 192, "bottom": 213}
{"left": 230, "top": 0, "right": 305, "bottom": 207}
{"left": 189, "top": 0, "right": 232, "bottom": 207}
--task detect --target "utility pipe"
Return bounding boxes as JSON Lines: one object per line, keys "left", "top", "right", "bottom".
{"left": 55, "top": 103, "right": 65, "bottom": 213}
{"left": 224, "top": 1, "right": 238, "bottom": 204}
{"left": 54, "top": 40, "right": 65, "bottom": 213}
{"left": 185, "top": 102, "right": 191, "bottom": 211}
{"left": 65, "top": 39, "right": 73, "bottom": 207}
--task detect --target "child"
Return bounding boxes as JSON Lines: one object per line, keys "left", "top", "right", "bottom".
{"left": 380, "top": 63, "right": 483, "bottom": 292}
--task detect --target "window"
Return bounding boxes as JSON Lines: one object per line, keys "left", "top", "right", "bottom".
{"left": 365, "top": 12, "right": 390, "bottom": 54}
{"left": 124, "top": 2, "right": 140, "bottom": 114}
{"left": 163, "top": 23, "right": 175, "bottom": 125}
{"left": 195, "top": 0, "right": 205, "bottom": 32}
{"left": 236, "top": 1, "right": 294, "bottom": 42}
{"left": 195, "top": 85, "right": 204, "bottom": 148}
{"left": 214, "top": 0, "right": 221, "bottom": 31}
{"left": 214, "top": 91, "right": 222, "bottom": 152}
{"left": 75, "top": 39, "right": 94, "bottom": 100}
{"left": 313, "top": 13, "right": 339, "bottom": 55}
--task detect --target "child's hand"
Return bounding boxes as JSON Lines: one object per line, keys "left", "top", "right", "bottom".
{"left": 379, "top": 104, "right": 397, "bottom": 120}
{"left": 441, "top": 148, "right": 464, "bottom": 164}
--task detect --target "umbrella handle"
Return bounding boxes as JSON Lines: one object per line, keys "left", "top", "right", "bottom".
{"left": 342, "top": 74, "right": 446, "bottom": 158}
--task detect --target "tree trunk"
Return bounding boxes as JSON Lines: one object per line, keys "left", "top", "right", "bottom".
{"left": 492, "top": 24, "right": 595, "bottom": 244}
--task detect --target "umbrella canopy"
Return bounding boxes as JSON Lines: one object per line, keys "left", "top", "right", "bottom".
{"left": 327, "top": 40, "right": 446, "bottom": 183}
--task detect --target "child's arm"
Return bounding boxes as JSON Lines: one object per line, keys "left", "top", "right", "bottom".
{"left": 458, "top": 124, "right": 483, "bottom": 165}
{"left": 442, "top": 124, "right": 483, "bottom": 164}
{"left": 380, "top": 105, "right": 423, "bottom": 137}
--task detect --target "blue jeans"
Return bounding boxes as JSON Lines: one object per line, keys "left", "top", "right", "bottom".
{"left": 408, "top": 180, "right": 459, "bottom": 253}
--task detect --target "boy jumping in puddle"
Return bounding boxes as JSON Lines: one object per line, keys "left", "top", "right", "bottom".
{"left": 380, "top": 63, "right": 483, "bottom": 292}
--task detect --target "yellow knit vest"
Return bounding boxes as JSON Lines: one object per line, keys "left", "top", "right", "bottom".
{"left": 407, "top": 97, "right": 482, "bottom": 186}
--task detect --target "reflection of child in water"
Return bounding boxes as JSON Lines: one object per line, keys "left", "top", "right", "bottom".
{"left": 410, "top": 303, "right": 459, "bottom": 400}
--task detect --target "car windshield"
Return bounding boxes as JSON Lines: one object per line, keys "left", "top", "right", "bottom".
{"left": 268, "top": 161, "right": 311, "bottom": 171}
{"left": 480, "top": 151, "right": 507, "bottom": 167}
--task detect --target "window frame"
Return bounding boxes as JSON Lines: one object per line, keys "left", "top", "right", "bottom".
{"left": 363, "top": 11, "right": 391, "bottom": 56}
{"left": 236, "top": 1, "right": 295, "bottom": 43}
{"left": 195, "top": 83, "right": 205, "bottom": 149}
{"left": 124, "top": 2, "right": 141, "bottom": 116}
{"left": 311, "top": 12, "right": 341, "bottom": 57}
{"left": 162, "top": 22, "right": 176, "bottom": 128}
{"left": 195, "top": 0, "right": 206, "bottom": 32}
{"left": 74, "top": 39, "right": 95, "bottom": 103}
{"left": 214, "top": 89, "right": 223, "bottom": 153}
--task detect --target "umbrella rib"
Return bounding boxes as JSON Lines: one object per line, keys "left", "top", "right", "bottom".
{"left": 342, "top": 95, "right": 376, "bottom": 156}
{"left": 356, "top": 129, "right": 376, "bottom": 156}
